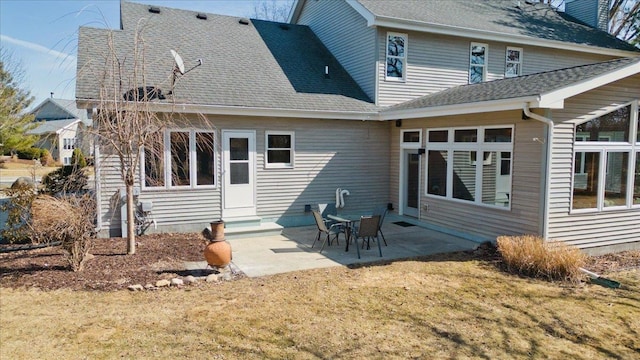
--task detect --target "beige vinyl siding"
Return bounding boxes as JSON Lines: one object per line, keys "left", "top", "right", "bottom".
{"left": 376, "top": 30, "right": 619, "bottom": 107}
{"left": 546, "top": 76, "right": 640, "bottom": 249}
{"left": 391, "top": 111, "right": 545, "bottom": 239}
{"left": 97, "top": 115, "right": 390, "bottom": 234}
{"left": 254, "top": 117, "right": 390, "bottom": 221}
{"left": 296, "top": 0, "right": 376, "bottom": 101}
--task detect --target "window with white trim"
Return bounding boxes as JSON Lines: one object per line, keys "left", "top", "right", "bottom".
{"left": 572, "top": 102, "right": 639, "bottom": 211}
{"left": 505, "top": 47, "right": 522, "bottom": 78}
{"left": 142, "top": 129, "right": 216, "bottom": 189}
{"left": 265, "top": 131, "right": 294, "bottom": 168}
{"left": 63, "top": 157, "right": 72, "bottom": 166}
{"left": 63, "top": 138, "right": 76, "bottom": 150}
{"left": 386, "top": 32, "right": 407, "bottom": 81}
{"left": 469, "top": 42, "right": 488, "bottom": 84}
{"left": 426, "top": 126, "right": 513, "bottom": 208}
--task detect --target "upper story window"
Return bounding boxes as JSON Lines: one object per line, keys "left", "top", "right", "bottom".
{"left": 265, "top": 131, "right": 294, "bottom": 168}
{"left": 63, "top": 138, "right": 76, "bottom": 150}
{"left": 142, "top": 129, "right": 216, "bottom": 189}
{"left": 572, "top": 103, "right": 639, "bottom": 211}
{"left": 386, "top": 32, "right": 407, "bottom": 81}
{"left": 505, "top": 47, "right": 522, "bottom": 78}
{"left": 469, "top": 42, "right": 488, "bottom": 84}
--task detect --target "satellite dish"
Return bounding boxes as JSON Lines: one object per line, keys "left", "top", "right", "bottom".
{"left": 171, "top": 49, "right": 185, "bottom": 75}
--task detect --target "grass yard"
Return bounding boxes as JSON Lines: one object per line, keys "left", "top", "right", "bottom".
{"left": 1, "top": 257, "right": 638, "bottom": 359}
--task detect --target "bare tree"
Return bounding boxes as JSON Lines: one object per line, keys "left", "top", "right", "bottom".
{"left": 609, "top": 0, "right": 640, "bottom": 44}
{"left": 252, "top": 0, "right": 295, "bottom": 22}
{"left": 89, "top": 26, "right": 211, "bottom": 255}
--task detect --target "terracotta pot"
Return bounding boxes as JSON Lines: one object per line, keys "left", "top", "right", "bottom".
{"left": 210, "top": 220, "right": 225, "bottom": 241}
{"left": 204, "top": 240, "right": 232, "bottom": 268}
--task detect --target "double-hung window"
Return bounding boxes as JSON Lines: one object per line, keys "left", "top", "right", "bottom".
{"left": 142, "top": 129, "right": 216, "bottom": 189}
{"left": 63, "top": 138, "right": 76, "bottom": 150}
{"left": 386, "top": 32, "right": 407, "bottom": 81}
{"left": 265, "top": 131, "right": 294, "bottom": 168}
{"left": 505, "top": 47, "right": 522, "bottom": 78}
{"left": 572, "top": 102, "right": 639, "bottom": 211}
{"left": 469, "top": 43, "right": 488, "bottom": 84}
{"left": 426, "top": 126, "right": 513, "bottom": 208}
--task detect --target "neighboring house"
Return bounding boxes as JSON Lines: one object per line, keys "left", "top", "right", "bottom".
{"left": 28, "top": 98, "right": 93, "bottom": 165}
{"left": 76, "top": 0, "right": 640, "bottom": 254}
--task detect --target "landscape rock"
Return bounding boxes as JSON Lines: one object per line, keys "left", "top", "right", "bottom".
{"left": 155, "top": 279, "right": 171, "bottom": 287}
{"left": 11, "top": 177, "right": 35, "bottom": 189}
{"left": 144, "top": 284, "right": 155, "bottom": 290}
{"left": 128, "top": 284, "right": 144, "bottom": 291}
{"left": 184, "top": 275, "right": 197, "bottom": 284}
{"left": 206, "top": 274, "right": 219, "bottom": 283}
{"left": 171, "top": 278, "right": 184, "bottom": 286}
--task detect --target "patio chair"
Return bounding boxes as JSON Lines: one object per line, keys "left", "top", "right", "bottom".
{"left": 372, "top": 205, "right": 388, "bottom": 246}
{"left": 352, "top": 215, "right": 382, "bottom": 259}
{"left": 311, "top": 210, "right": 343, "bottom": 253}
{"left": 318, "top": 203, "right": 339, "bottom": 226}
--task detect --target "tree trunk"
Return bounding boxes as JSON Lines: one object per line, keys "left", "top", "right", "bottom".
{"left": 126, "top": 184, "right": 136, "bottom": 255}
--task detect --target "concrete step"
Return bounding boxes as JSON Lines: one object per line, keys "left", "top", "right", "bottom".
{"left": 223, "top": 222, "right": 283, "bottom": 240}
{"left": 221, "top": 215, "right": 262, "bottom": 229}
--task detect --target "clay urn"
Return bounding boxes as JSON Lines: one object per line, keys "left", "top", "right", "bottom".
{"left": 204, "top": 221, "right": 231, "bottom": 268}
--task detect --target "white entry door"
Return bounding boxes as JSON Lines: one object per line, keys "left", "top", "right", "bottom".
{"left": 222, "top": 130, "right": 256, "bottom": 218}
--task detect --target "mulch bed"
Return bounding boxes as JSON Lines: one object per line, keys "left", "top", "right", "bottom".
{"left": 1, "top": 234, "right": 638, "bottom": 291}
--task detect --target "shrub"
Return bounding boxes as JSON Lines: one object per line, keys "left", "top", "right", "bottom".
{"left": 41, "top": 165, "right": 88, "bottom": 195}
{"left": 16, "top": 147, "right": 43, "bottom": 160}
{"left": 497, "top": 235, "right": 586, "bottom": 282}
{"left": 71, "top": 148, "right": 87, "bottom": 168}
{"left": 40, "top": 149, "right": 55, "bottom": 166}
{"left": 30, "top": 194, "right": 96, "bottom": 271}
{"left": 0, "top": 183, "right": 38, "bottom": 244}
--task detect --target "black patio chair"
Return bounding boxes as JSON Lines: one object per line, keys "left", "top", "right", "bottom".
{"left": 352, "top": 215, "right": 382, "bottom": 259}
{"left": 311, "top": 210, "right": 343, "bottom": 253}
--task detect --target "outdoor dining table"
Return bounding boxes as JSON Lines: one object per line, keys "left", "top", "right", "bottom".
{"left": 326, "top": 214, "right": 359, "bottom": 252}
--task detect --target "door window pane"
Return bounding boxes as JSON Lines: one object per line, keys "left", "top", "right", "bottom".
{"left": 453, "top": 151, "right": 476, "bottom": 201}
{"left": 170, "top": 131, "right": 190, "bottom": 186}
{"left": 428, "top": 150, "right": 447, "bottom": 196}
{"left": 407, "top": 153, "right": 419, "bottom": 208}
{"left": 230, "top": 163, "right": 249, "bottom": 184}
{"left": 230, "top": 138, "right": 248, "bottom": 160}
{"left": 403, "top": 131, "right": 420, "bottom": 143}
{"left": 196, "top": 132, "right": 215, "bottom": 186}
{"left": 573, "top": 152, "right": 599, "bottom": 209}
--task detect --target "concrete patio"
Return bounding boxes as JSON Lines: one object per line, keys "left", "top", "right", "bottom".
{"left": 218, "top": 215, "right": 482, "bottom": 277}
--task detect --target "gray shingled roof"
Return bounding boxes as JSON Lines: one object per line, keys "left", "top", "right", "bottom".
{"left": 383, "top": 57, "right": 640, "bottom": 113}
{"left": 355, "top": 0, "right": 638, "bottom": 52}
{"left": 76, "top": 1, "right": 375, "bottom": 113}
{"left": 27, "top": 119, "right": 80, "bottom": 136}
{"left": 32, "top": 98, "right": 90, "bottom": 123}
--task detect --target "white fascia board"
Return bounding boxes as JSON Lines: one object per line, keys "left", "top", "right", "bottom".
{"left": 370, "top": 17, "right": 639, "bottom": 58}
{"left": 55, "top": 119, "right": 82, "bottom": 134}
{"left": 76, "top": 99, "right": 380, "bottom": 121}
{"left": 379, "top": 96, "right": 540, "bottom": 120}
{"left": 538, "top": 60, "right": 640, "bottom": 107}
{"left": 346, "top": 0, "right": 376, "bottom": 26}
{"left": 288, "top": 0, "right": 304, "bottom": 23}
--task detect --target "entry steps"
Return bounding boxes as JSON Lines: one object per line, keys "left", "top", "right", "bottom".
{"left": 216, "top": 216, "right": 283, "bottom": 239}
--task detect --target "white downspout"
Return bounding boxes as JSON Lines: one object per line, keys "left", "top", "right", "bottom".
{"left": 523, "top": 104, "right": 553, "bottom": 240}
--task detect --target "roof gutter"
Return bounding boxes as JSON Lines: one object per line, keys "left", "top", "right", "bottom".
{"left": 75, "top": 99, "right": 380, "bottom": 121}
{"left": 358, "top": 14, "right": 639, "bottom": 58}
{"left": 523, "top": 103, "right": 553, "bottom": 241}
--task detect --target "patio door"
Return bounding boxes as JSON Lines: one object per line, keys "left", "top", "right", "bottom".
{"left": 222, "top": 130, "right": 256, "bottom": 218}
{"left": 402, "top": 149, "right": 420, "bottom": 217}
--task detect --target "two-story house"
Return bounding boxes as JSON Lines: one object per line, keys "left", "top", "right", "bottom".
{"left": 76, "top": 0, "right": 640, "bottom": 254}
